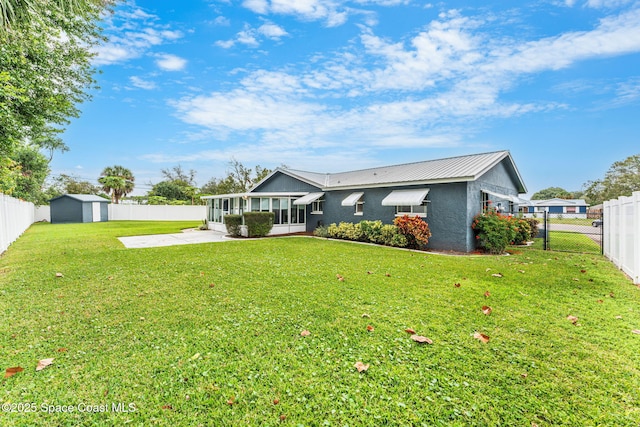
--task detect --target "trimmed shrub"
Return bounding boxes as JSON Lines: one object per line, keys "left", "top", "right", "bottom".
{"left": 471, "top": 209, "right": 516, "bottom": 254}
{"left": 523, "top": 217, "right": 540, "bottom": 240}
{"left": 393, "top": 215, "right": 431, "bottom": 249}
{"left": 242, "top": 212, "right": 274, "bottom": 237}
{"left": 359, "top": 220, "right": 384, "bottom": 244}
{"left": 224, "top": 214, "right": 243, "bottom": 237}
{"left": 327, "top": 222, "right": 363, "bottom": 241}
{"left": 512, "top": 217, "right": 532, "bottom": 245}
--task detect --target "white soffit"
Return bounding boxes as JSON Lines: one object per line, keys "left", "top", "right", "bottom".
{"left": 381, "top": 189, "right": 430, "bottom": 206}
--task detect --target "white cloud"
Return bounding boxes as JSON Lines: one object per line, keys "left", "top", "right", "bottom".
{"left": 155, "top": 54, "right": 188, "bottom": 71}
{"left": 215, "top": 21, "right": 288, "bottom": 48}
{"left": 129, "top": 76, "right": 157, "bottom": 90}
{"left": 258, "top": 22, "right": 288, "bottom": 38}
{"left": 212, "top": 16, "right": 231, "bottom": 26}
{"left": 172, "top": 5, "right": 640, "bottom": 160}
{"left": 242, "top": 0, "right": 349, "bottom": 27}
{"left": 93, "top": 5, "right": 184, "bottom": 66}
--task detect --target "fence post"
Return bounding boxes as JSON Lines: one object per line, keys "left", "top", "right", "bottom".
{"left": 633, "top": 191, "right": 640, "bottom": 284}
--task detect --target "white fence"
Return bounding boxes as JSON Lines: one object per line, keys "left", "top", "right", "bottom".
{"left": 603, "top": 191, "right": 640, "bottom": 284}
{"left": 108, "top": 204, "right": 207, "bottom": 221}
{"left": 0, "top": 194, "right": 35, "bottom": 254}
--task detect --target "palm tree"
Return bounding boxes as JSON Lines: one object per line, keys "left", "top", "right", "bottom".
{"left": 98, "top": 165, "right": 134, "bottom": 204}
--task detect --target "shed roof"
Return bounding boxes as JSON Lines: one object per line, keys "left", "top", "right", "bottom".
{"left": 50, "top": 194, "right": 110, "bottom": 203}
{"left": 255, "top": 150, "right": 526, "bottom": 193}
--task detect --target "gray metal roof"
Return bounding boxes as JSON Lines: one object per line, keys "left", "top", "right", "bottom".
{"left": 271, "top": 151, "right": 526, "bottom": 193}
{"left": 50, "top": 194, "right": 110, "bottom": 203}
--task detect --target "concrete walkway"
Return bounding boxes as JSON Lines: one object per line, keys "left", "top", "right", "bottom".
{"left": 118, "top": 229, "right": 233, "bottom": 248}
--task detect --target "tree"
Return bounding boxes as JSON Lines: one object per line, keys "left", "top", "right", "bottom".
{"left": 46, "top": 173, "right": 100, "bottom": 197}
{"left": 531, "top": 187, "right": 572, "bottom": 200}
{"left": 149, "top": 180, "right": 195, "bottom": 203}
{"left": 0, "top": 0, "right": 110, "bottom": 200}
{"left": 583, "top": 154, "right": 640, "bottom": 205}
{"left": 0, "top": 0, "right": 109, "bottom": 158}
{"left": 98, "top": 166, "right": 135, "bottom": 204}
{"left": 200, "top": 159, "right": 273, "bottom": 195}
{"left": 147, "top": 165, "right": 199, "bottom": 204}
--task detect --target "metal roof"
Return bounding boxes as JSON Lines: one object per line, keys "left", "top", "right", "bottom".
{"left": 50, "top": 194, "right": 110, "bottom": 203}
{"left": 531, "top": 198, "right": 588, "bottom": 207}
{"left": 271, "top": 151, "right": 526, "bottom": 193}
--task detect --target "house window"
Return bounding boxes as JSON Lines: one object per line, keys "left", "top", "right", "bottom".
{"left": 481, "top": 192, "right": 490, "bottom": 212}
{"left": 566, "top": 206, "right": 576, "bottom": 213}
{"left": 311, "top": 199, "right": 324, "bottom": 214}
{"left": 272, "top": 198, "right": 289, "bottom": 225}
{"left": 355, "top": 195, "right": 364, "bottom": 216}
{"left": 396, "top": 202, "right": 428, "bottom": 217}
{"left": 291, "top": 204, "right": 305, "bottom": 224}
{"left": 251, "top": 197, "right": 270, "bottom": 212}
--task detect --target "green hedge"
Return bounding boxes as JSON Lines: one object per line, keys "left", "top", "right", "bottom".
{"left": 242, "top": 212, "right": 274, "bottom": 237}
{"left": 224, "top": 214, "right": 243, "bottom": 237}
{"left": 321, "top": 220, "right": 408, "bottom": 248}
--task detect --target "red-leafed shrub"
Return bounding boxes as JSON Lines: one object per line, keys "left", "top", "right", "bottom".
{"left": 393, "top": 215, "right": 431, "bottom": 249}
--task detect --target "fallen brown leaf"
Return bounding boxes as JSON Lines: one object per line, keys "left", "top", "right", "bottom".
{"left": 361, "top": 313, "right": 370, "bottom": 318}
{"left": 491, "top": 273, "right": 503, "bottom": 278}
{"left": 36, "top": 358, "right": 54, "bottom": 372}
{"left": 521, "top": 373, "right": 528, "bottom": 378}
{"left": 366, "top": 325, "right": 374, "bottom": 332}
{"left": 4, "top": 366, "right": 23, "bottom": 378}
{"left": 482, "top": 306, "right": 492, "bottom": 316}
{"left": 55, "top": 272, "right": 63, "bottom": 278}
{"left": 484, "top": 291, "right": 491, "bottom": 298}
{"left": 273, "top": 398, "right": 280, "bottom": 405}
{"left": 404, "top": 328, "right": 416, "bottom": 334}
{"left": 567, "top": 315, "right": 578, "bottom": 325}
{"left": 385, "top": 273, "right": 391, "bottom": 277}
{"left": 410, "top": 334, "right": 433, "bottom": 344}
{"left": 632, "top": 330, "right": 640, "bottom": 335}
{"left": 162, "top": 405, "right": 173, "bottom": 410}
{"left": 57, "top": 348, "right": 67, "bottom": 353}
{"left": 473, "top": 332, "right": 490, "bottom": 343}
{"left": 354, "top": 361, "right": 369, "bottom": 372}
{"left": 300, "top": 330, "right": 311, "bottom": 337}
{"left": 454, "top": 282, "right": 461, "bottom": 288}
{"left": 227, "top": 396, "right": 235, "bottom": 406}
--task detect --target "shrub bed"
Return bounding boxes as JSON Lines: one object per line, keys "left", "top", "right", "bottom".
{"left": 319, "top": 220, "right": 409, "bottom": 248}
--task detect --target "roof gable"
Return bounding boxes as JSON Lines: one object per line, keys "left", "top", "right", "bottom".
{"left": 50, "top": 194, "right": 110, "bottom": 203}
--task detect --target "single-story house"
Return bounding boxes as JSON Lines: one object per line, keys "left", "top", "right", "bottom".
{"left": 202, "top": 150, "right": 527, "bottom": 252}
{"left": 519, "top": 198, "right": 588, "bottom": 218}
{"left": 49, "top": 194, "right": 110, "bottom": 224}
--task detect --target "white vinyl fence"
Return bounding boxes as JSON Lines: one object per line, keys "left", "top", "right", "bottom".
{"left": 0, "top": 194, "right": 35, "bottom": 254}
{"left": 108, "top": 204, "right": 207, "bottom": 221}
{"left": 603, "top": 191, "right": 640, "bottom": 284}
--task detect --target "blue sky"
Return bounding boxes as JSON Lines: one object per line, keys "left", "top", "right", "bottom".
{"left": 52, "top": 0, "right": 640, "bottom": 196}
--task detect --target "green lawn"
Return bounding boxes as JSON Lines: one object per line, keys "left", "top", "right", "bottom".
{"left": 1, "top": 221, "right": 639, "bottom": 426}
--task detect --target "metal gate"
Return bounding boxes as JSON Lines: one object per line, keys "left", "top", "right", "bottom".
{"left": 540, "top": 211, "right": 603, "bottom": 254}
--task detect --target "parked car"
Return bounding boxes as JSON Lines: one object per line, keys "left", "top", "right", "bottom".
{"left": 592, "top": 219, "right": 603, "bottom": 227}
